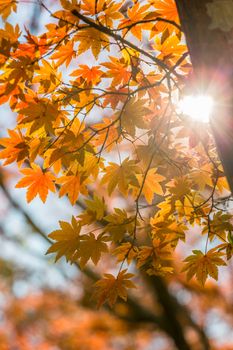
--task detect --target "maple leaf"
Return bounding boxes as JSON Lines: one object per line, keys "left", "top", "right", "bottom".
{"left": 78, "top": 233, "right": 108, "bottom": 269}
{"left": 182, "top": 249, "right": 226, "bottom": 286}
{"left": 168, "top": 177, "right": 191, "bottom": 200}
{"left": 149, "top": 0, "right": 180, "bottom": 36}
{"left": 101, "top": 158, "right": 140, "bottom": 196}
{"left": 92, "top": 117, "right": 119, "bottom": 151}
{"left": 56, "top": 168, "right": 91, "bottom": 205}
{"left": 150, "top": 216, "right": 187, "bottom": 247}
{"left": 113, "top": 242, "right": 138, "bottom": 265}
{"left": 119, "top": 2, "right": 151, "bottom": 40}
{"left": 78, "top": 195, "right": 106, "bottom": 225}
{"left": 57, "top": 174, "right": 81, "bottom": 205}
{"left": 15, "top": 164, "right": 56, "bottom": 203}
{"left": 51, "top": 41, "right": 75, "bottom": 67}
{"left": 104, "top": 208, "right": 135, "bottom": 242}
{"left": 121, "top": 97, "right": 149, "bottom": 137}
{"left": 85, "top": 195, "right": 106, "bottom": 221}
{"left": 33, "top": 59, "right": 62, "bottom": 93}
{"left": 102, "top": 56, "right": 131, "bottom": 87}
{"left": 202, "top": 212, "right": 233, "bottom": 242}
{"left": 75, "top": 28, "right": 109, "bottom": 59}
{"left": 135, "top": 168, "right": 165, "bottom": 204}
{"left": 70, "top": 64, "right": 103, "bottom": 85}
{"left": 81, "top": 0, "right": 123, "bottom": 26}
{"left": 190, "top": 164, "right": 213, "bottom": 191}
{"left": 0, "top": 129, "right": 28, "bottom": 166}
{"left": 102, "top": 87, "right": 128, "bottom": 109}
{"left": 153, "top": 34, "right": 186, "bottom": 65}
{"left": 0, "top": 0, "right": 17, "bottom": 20}
{"left": 47, "top": 216, "right": 81, "bottom": 262}
{"left": 94, "top": 269, "right": 136, "bottom": 308}
{"left": 18, "top": 99, "right": 61, "bottom": 135}
{"left": 137, "top": 238, "right": 173, "bottom": 276}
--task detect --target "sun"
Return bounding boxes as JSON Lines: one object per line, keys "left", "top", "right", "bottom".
{"left": 178, "top": 95, "right": 214, "bottom": 123}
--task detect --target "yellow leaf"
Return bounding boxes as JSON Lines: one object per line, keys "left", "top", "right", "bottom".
{"left": 78, "top": 233, "right": 108, "bottom": 268}
{"left": 47, "top": 216, "right": 81, "bottom": 262}
{"left": 136, "top": 168, "right": 165, "bottom": 204}
{"left": 182, "top": 249, "right": 226, "bottom": 286}
{"left": 85, "top": 195, "right": 106, "bottom": 220}
{"left": 113, "top": 242, "right": 138, "bottom": 264}
{"left": 101, "top": 158, "right": 140, "bottom": 196}
{"left": 75, "top": 27, "right": 109, "bottom": 59}
{"left": 104, "top": 208, "right": 135, "bottom": 242}
{"left": 121, "top": 97, "right": 149, "bottom": 137}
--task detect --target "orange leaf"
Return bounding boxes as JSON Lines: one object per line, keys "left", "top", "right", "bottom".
{"left": 0, "top": 0, "right": 17, "bottom": 20}
{"left": 0, "top": 129, "right": 28, "bottom": 166}
{"left": 136, "top": 168, "right": 165, "bottom": 204}
{"left": 51, "top": 41, "right": 75, "bottom": 67}
{"left": 15, "top": 164, "right": 56, "bottom": 203}
{"left": 57, "top": 174, "right": 83, "bottom": 205}
{"left": 70, "top": 65, "right": 103, "bottom": 85}
{"left": 102, "top": 56, "right": 131, "bottom": 86}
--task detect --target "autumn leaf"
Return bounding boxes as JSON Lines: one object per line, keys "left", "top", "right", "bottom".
{"left": 121, "top": 97, "right": 149, "bottom": 137}
{"left": 182, "top": 249, "right": 226, "bottom": 286}
{"left": 92, "top": 117, "right": 119, "bottom": 151}
{"left": 78, "top": 233, "right": 108, "bottom": 269}
{"left": 101, "top": 158, "right": 140, "bottom": 196}
{"left": 75, "top": 27, "right": 109, "bottom": 59}
{"left": 81, "top": 0, "right": 123, "bottom": 26}
{"left": 153, "top": 34, "right": 186, "bottom": 65}
{"left": 149, "top": 0, "right": 180, "bottom": 36}
{"left": 137, "top": 238, "right": 173, "bottom": 276}
{"left": 78, "top": 195, "right": 106, "bottom": 225}
{"left": 57, "top": 174, "right": 81, "bottom": 205}
{"left": 47, "top": 216, "right": 81, "bottom": 262}
{"left": 113, "top": 242, "right": 138, "bottom": 265}
{"left": 102, "top": 56, "right": 131, "bottom": 87}
{"left": 18, "top": 99, "right": 61, "bottom": 135}
{"left": 15, "top": 164, "right": 56, "bottom": 203}
{"left": 48, "top": 217, "right": 108, "bottom": 267}
{"left": 0, "top": 0, "right": 17, "bottom": 20}
{"left": 33, "top": 59, "right": 62, "bottom": 93}
{"left": 94, "top": 269, "right": 136, "bottom": 308}
{"left": 0, "top": 129, "right": 28, "bottom": 166}
{"left": 70, "top": 64, "right": 103, "bottom": 85}
{"left": 85, "top": 195, "right": 106, "bottom": 220}
{"left": 119, "top": 2, "right": 151, "bottom": 40}
{"left": 135, "top": 168, "right": 165, "bottom": 204}
{"left": 51, "top": 41, "right": 75, "bottom": 67}
{"left": 104, "top": 208, "right": 135, "bottom": 242}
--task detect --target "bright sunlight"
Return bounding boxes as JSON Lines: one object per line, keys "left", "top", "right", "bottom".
{"left": 178, "top": 95, "right": 214, "bottom": 123}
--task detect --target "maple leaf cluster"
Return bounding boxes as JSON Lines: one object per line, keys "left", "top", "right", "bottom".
{"left": 0, "top": 0, "right": 232, "bottom": 308}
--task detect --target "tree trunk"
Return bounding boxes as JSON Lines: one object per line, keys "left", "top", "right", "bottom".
{"left": 175, "top": 0, "right": 233, "bottom": 192}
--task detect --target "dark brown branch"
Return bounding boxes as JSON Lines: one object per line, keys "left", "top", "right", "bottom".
{"left": 116, "top": 17, "right": 181, "bottom": 32}
{"left": 71, "top": 10, "right": 175, "bottom": 74}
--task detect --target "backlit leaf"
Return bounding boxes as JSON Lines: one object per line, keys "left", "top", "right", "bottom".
{"left": 15, "top": 164, "right": 56, "bottom": 203}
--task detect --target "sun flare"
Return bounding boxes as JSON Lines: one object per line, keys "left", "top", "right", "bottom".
{"left": 178, "top": 95, "right": 214, "bottom": 123}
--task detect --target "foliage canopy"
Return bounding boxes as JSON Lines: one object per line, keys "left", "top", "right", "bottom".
{"left": 0, "top": 0, "right": 233, "bottom": 310}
